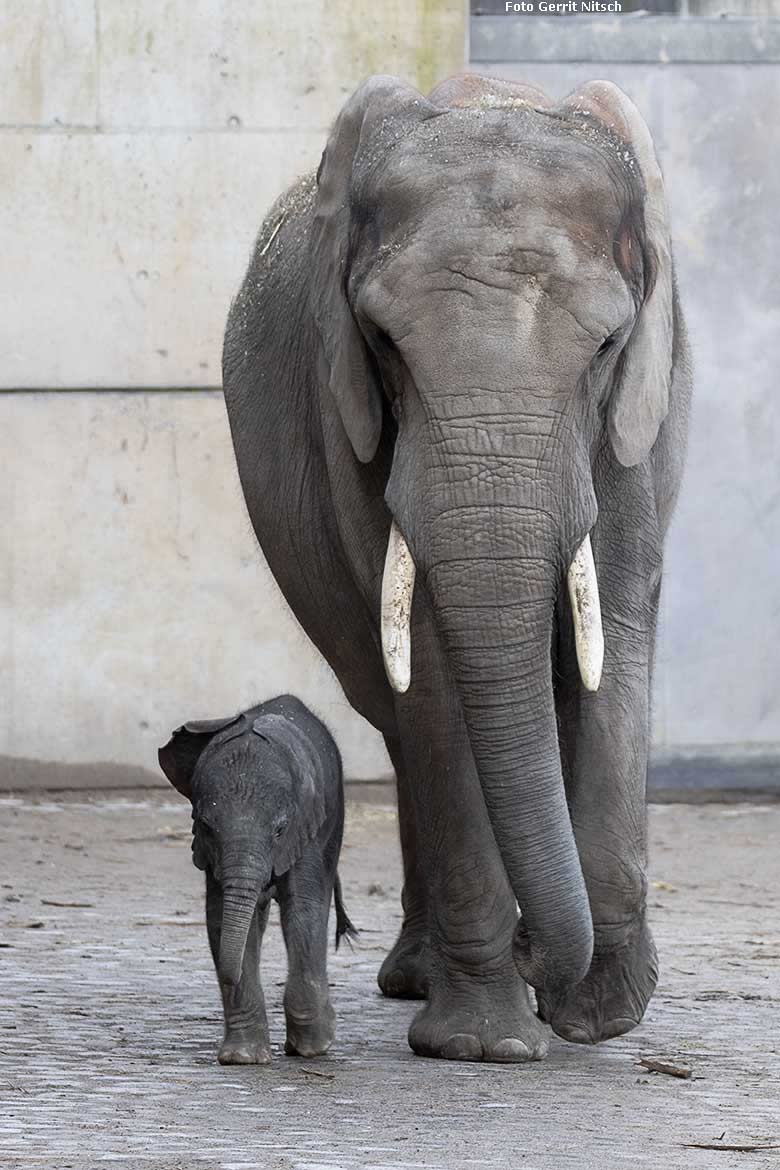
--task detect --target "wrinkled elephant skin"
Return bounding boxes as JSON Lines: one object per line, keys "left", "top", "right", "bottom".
{"left": 222, "top": 74, "right": 692, "bottom": 1061}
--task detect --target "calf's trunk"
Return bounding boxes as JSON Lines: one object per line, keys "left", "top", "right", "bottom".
{"left": 218, "top": 853, "right": 265, "bottom": 986}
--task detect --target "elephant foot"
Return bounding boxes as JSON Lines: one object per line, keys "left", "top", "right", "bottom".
{"left": 378, "top": 925, "right": 430, "bottom": 1000}
{"left": 537, "top": 918, "right": 658, "bottom": 1044}
{"left": 218, "top": 1030, "right": 272, "bottom": 1065}
{"left": 284, "top": 994, "right": 336, "bottom": 1058}
{"left": 408, "top": 976, "right": 548, "bottom": 1063}
{"left": 284, "top": 1018, "right": 335, "bottom": 1058}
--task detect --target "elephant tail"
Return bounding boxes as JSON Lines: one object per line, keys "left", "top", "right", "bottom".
{"left": 333, "top": 872, "right": 359, "bottom": 951}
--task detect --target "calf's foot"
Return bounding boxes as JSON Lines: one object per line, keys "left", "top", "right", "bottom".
{"left": 284, "top": 981, "right": 336, "bottom": 1057}
{"left": 537, "top": 916, "right": 658, "bottom": 1044}
{"left": 284, "top": 1007, "right": 335, "bottom": 1057}
{"left": 218, "top": 1027, "right": 272, "bottom": 1065}
{"left": 378, "top": 924, "right": 430, "bottom": 1000}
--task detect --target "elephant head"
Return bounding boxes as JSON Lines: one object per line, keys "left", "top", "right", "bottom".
{"left": 311, "top": 76, "right": 674, "bottom": 993}
{"left": 159, "top": 711, "right": 326, "bottom": 986}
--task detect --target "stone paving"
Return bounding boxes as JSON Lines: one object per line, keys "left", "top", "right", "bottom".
{"left": 1, "top": 791, "right": 778, "bottom": 1170}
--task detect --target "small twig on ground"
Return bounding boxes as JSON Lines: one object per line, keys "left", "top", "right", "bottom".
{"left": 133, "top": 920, "right": 205, "bottom": 927}
{"left": 299, "top": 1066, "right": 336, "bottom": 1080}
{"left": 41, "top": 900, "right": 95, "bottom": 908}
{"left": 683, "top": 1143, "right": 780, "bottom": 1153}
{"left": 638, "top": 1058, "right": 692, "bottom": 1079}
{"left": 116, "top": 830, "right": 190, "bottom": 845}
{"left": 3, "top": 1078, "right": 30, "bottom": 1095}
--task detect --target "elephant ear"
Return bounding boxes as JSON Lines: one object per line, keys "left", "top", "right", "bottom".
{"left": 251, "top": 713, "right": 328, "bottom": 877}
{"left": 564, "top": 81, "right": 674, "bottom": 467}
{"left": 158, "top": 714, "right": 244, "bottom": 800}
{"left": 310, "top": 75, "right": 435, "bottom": 463}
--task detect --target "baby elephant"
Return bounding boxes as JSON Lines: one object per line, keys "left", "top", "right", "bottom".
{"left": 159, "top": 694, "right": 356, "bottom": 1065}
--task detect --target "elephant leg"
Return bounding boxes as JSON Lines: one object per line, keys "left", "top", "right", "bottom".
{"left": 544, "top": 613, "right": 659, "bottom": 1044}
{"left": 395, "top": 592, "right": 548, "bottom": 1063}
{"left": 278, "top": 864, "right": 336, "bottom": 1058}
{"left": 377, "top": 734, "right": 430, "bottom": 1000}
{"left": 205, "top": 873, "right": 272, "bottom": 1065}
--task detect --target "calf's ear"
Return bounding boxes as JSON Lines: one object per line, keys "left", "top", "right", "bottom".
{"left": 158, "top": 714, "right": 242, "bottom": 800}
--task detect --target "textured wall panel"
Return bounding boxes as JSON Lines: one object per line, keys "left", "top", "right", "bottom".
{"left": 0, "top": 392, "right": 393, "bottom": 781}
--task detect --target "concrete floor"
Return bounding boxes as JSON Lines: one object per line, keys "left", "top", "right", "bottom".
{"left": 1, "top": 792, "right": 778, "bottom": 1170}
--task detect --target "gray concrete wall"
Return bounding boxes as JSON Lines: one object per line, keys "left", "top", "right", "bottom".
{"left": 466, "top": 54, "right": 780, "bottom": 760}
{"left": 0, "top": 0, "right": 466, "bottom": 389}
{"left": 1, "top": 2, "right": 777, "bottom": 786}
{"left": 0, "top": 1, "right": 466, "bottom": 787}
{"left": 0, "top": 392, "right": 394, "bottom": 785}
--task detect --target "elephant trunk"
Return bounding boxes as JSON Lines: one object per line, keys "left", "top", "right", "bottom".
{"left": 385, "top": 397, "right": 598, "bottom": 993}
{"left": 219, "top": 887, "right": 257, "bottom": 987}
{"left": 431, "top": 534, "right": 593, "bottom": 992}
{"left": 218, "top": 848, "right": 269, "bottom": 986}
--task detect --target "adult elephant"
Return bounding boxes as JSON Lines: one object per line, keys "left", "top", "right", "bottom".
{"left": 222, "top": 74, "right": 691, "bottom": 1063}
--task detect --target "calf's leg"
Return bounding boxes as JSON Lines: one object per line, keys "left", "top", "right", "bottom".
{"left": 278, "top": 859, "right": 336, "bottom": 1057}
{"left": 205, "top": 872, "right": 271, "bottom": 1064}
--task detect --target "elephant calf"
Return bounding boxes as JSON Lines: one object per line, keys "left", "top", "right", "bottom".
{"left": 159, "top": 694, "right": 356, "bottom": 1064}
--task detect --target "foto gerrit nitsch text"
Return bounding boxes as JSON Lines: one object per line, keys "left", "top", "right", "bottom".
{"left": 504, "top": 2, "right": 623, "bottom": 12}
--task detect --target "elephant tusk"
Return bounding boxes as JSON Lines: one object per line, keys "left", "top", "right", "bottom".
{"left": 381, "top": 520, "right": 416, "bottom": 694}
{"left": 567, "top": 534, "right": 604, "bottom": 692}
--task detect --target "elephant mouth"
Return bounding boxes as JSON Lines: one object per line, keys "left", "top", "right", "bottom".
{"left": 380, "top": 519, "right": 604, "bottom": 695}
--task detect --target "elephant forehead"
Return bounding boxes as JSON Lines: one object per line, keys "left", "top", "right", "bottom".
{"left": 357, "top": 108, "right": 628, "bottom": 245}
{"left": 194, "top": 736, "right": 293, "bottom": 802}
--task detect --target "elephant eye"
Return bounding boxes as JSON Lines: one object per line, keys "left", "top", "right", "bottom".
{"left": 596, "top": 332, "right": 617, "bottom": 357}
{"left": 273, "top": 817, "right": 288, "bottom": 840}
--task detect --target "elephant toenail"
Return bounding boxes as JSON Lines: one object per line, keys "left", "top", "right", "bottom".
{"left": 218, "top": 1046, "right": 271, "bottom": 1065}
{"left": 557, "top": 1021, "right": 596, "bottom": 1045}
{"left": 600, "top": 1016, "right": 639, "bottom": 1040}
{"left": 440, "top": 1034, "right": 483, "bottom": 1062}
{"left": 490, "top": 1038, "right": 534, "bottom": 1063}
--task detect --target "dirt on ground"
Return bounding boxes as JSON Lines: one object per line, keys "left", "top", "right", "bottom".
{"left": 0, "top": 791, "right": 778, "bottom": 1170}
